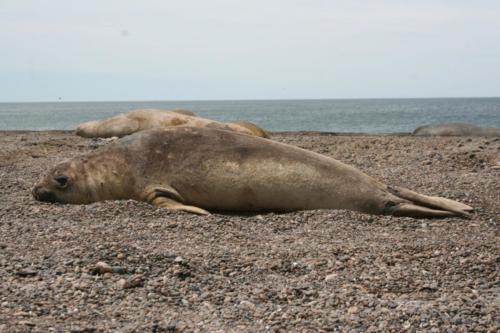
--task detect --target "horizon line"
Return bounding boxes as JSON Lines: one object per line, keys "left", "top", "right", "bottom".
{"left": 1, "top": 96, "right": 500, "bottom": 104}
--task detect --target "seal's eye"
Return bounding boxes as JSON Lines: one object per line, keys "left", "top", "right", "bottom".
{"left": 54, "top": 175, "right": 69, "bottom": 188}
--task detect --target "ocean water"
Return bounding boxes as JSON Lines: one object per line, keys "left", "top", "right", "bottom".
{"left": 0, "top": 98, "right": 499, "bottom": 133}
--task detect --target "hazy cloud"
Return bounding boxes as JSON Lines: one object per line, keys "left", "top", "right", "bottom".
{"left": 1, "top": 0, "right": 499, "bottom": 101}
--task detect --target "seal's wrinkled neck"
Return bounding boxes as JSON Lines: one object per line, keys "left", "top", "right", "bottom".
{"left": 77, "top": 150, "right": 135, "bottom": 203}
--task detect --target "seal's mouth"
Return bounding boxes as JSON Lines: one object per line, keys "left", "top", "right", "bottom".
{"left": 32, "top": 185, "right": 58, "bottom": 203}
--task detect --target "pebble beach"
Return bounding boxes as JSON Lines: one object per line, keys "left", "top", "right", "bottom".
{"left": 0, "top": 130, "right": 498, "bottom": 332}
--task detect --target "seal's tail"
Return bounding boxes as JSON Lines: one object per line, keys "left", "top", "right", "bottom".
{"left": 386, "top": 186, "right": 473, "bottom": 218}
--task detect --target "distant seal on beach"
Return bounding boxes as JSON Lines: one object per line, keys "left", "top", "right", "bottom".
{"left": 413, "top": 123, "right": 500, "bottom": 137}
{"left": 33, "top": 127, "right": 472, "bottom": 218}
{"left": 75, "top": 109, "right": 270, "bottom": 138}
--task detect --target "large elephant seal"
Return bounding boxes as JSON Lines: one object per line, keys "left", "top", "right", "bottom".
{"left": 32, "top": 127, "right": 472, "bottom": 217}
{"left": 413, "top": 123, "right": 500, "bottom": 137}
{"left": 33, "top": 127, "right": 472, "bottom": 218}
{"left": 75, "top": 109, "right": 270, "bottom": 138}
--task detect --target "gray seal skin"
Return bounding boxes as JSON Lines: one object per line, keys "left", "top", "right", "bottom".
{"left": 33, "top": 127, "right": 473, "bottom": 218}
{"left": 75, "top": 109, "right": 270, "bottom": 139}
{"left": 413, "top": 123, "right": 500, "bottom": 137}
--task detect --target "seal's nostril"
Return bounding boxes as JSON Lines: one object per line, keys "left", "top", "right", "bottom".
{"left": 32, "top": 185, "right": 40, "bottom": 199}
{"left": 32, "top": 186, "right": 57, "bottom": 203}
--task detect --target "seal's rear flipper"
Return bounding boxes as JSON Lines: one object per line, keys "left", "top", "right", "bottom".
{"left": 388, "top": 203, "right": 461, "bottom": 218}
{"left": 387, "top": 186, "right": 473, "bottom": 218}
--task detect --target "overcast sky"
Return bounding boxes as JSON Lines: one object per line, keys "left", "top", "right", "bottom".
{"left": 1, "top": 0, "right": 499, "bottom": 102}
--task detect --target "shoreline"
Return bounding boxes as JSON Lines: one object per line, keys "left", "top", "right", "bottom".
{"left": 1, "top": 129, "right": 413, "bottom": 136}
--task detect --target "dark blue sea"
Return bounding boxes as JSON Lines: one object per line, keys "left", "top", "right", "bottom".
{"left": 1, "top": 98, "right": 499, "bottom": 133}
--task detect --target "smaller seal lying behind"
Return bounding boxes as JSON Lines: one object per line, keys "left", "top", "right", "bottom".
{"left": 413, "top": 123, "right": 500, "bottom": 137}
{"left": 75, "top": 109, "right": 270, "bottom": 138}
{"left": 33, "top": 127, "right": 472, "bottom": 219}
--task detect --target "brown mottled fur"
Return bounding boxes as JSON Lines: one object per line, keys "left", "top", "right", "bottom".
{"left": 233, "top": 121, "right": 271, "bottom": 138}
{"left": 413, "top": 123, "right": 500, "bottom": 137}
{"left": 33, "top": 127, "right": 472, "bottom": 218}
{"left": 75, "top": 109, "right": 270, "bottom": 139}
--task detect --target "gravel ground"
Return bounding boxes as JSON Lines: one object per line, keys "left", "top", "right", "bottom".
{"left": 0, "top": 130, "right": 498, "bottom": 332}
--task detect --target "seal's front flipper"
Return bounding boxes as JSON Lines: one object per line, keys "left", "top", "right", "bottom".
{"left": 142, "top": 185, "right": 210, "bottom": 215}
{"left": 152, "top": 197, "right": 210, "bottom": 215}
{"left": 143, "top": 185, "right": 185, "bottom": 203}
{"left": 387, "top": 186, "right": 473, "bottom": 218}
